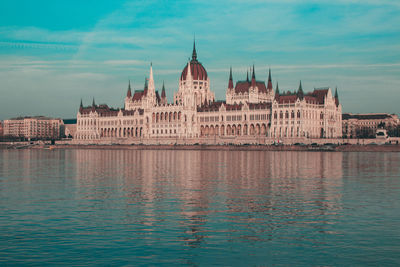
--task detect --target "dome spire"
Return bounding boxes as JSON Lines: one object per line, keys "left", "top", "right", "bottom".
{"left": 192, "top": 37, "right": 197, "bottom": 61}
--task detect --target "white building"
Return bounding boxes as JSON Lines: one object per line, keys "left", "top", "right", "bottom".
{"left": 75, "top": 42, "right": 342, "bottom": 143}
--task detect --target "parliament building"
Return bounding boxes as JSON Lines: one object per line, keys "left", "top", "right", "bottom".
{"left": 75, "top": 42, "right": 342, "bottom": 144}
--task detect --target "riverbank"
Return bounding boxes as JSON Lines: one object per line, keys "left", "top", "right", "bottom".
{"left": 2, "top": 143, "right": 400, "bottom": 152}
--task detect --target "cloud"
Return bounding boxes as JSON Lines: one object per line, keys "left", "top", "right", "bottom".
{"left": 0, "top": 41, "right": 77, "bottom": 50}
{"left": 0, "top": 26, "right": 85, "bottom": 44}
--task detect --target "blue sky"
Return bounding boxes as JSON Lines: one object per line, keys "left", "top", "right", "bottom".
{"left": 0, "top": 0, "right": 399, "bottom": 119}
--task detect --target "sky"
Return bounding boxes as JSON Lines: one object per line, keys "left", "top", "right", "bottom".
{"left": 0, "top": 0, "right": 399, "bottom": 119}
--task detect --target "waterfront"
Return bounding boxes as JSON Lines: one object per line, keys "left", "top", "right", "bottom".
{"left": 0, "top": 150, "right": 399, "bottom": 266}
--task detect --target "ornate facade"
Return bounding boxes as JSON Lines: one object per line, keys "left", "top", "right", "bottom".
{"left": 75, "top": 42, "right": 342, "bottom": 143}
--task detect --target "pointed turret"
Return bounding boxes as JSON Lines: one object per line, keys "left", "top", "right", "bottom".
{"left": 192, "top": 38, "right": 197, "bottom": 61}
{"left": 297, "top": 80, "right": 304, "bottom": 100}
{"left": 246, "top": 69, "right": 249, "bottom": 82}
{"left": 161, "top": 81, "right": 166, "bottom": 98}
{"left": 228, "top": 67, "right": 234, "bottom": 89}
{"left": 275, "top": 82, "right": 280, "bottom": 95}
{"left": 127, "top": 80, "right": 132, "bottom": 98}
{"left": 91, "top": 97, "right": 96, "bottom": 111}
{"left": 251, "top": 65, "right": 256, "bottom": 87}
{"left": 148, "top": 63, "right": 155, "bottom": 93}
{"left": 274, "top": 82, "right": 280, "bottom": 101}
{"left": 267, "top": 68, "right": 273, "bottom": 90}
{"left": 334, "top": 87, "right": 339, "bottom": 106}
{"left": 79, "top": 99, "right": 83, "bottom": 112}
{"left": 186, "top": 60, "right": 192, "bottom": 81}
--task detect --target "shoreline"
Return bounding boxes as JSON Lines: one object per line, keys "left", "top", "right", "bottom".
{"left": 1, "top": 143, "right": 400, "bottom": 152}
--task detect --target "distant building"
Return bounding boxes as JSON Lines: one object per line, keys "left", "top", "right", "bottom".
{"left": 0, "top": 121, "right": 3, "bottom": 137}
{"left": 62, "top": 119, "right": 77, "bottom": 138}
{"left": 3, "top": 116, "right": 64, "bottom": 140}
{"left": 75, "top": 42, "right": 342, "bottom": 143}
{"left": 342, "top": 113, "right": 399, "bottom": 138}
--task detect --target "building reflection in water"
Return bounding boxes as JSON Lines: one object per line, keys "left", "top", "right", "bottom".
{"left": 1, "top": 149, "right": 400, "bottom": 264}
{"left": 69, "top": 149, "right": 350, "bottom": 247}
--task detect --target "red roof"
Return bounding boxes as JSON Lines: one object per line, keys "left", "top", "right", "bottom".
{"left": 79, "top": 104, "right": 143, "bottom": 117}
{"left": 308, "top": 89, "right": 328, "bottom": 104}
{"left": 181, "top": 60, "right": 208, "bottom": 81}
{"left": 225, "top": 103, "right": 243, "bottom": 111}
{"left": 197, "top": 101, "right": 224, "bottom": 112}
{"left": 132, "top": 90, "right": 147, "bottom": 101}
{"left": 234, "top": 81, "right": 268, "bottom": 94}
{"left": 275, "top": 88, "right": 329, "bottom": 105}
{"left": 277, "top": 95, "right": 298, "bottom": 104}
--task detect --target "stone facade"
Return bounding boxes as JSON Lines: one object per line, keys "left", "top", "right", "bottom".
{"left": 75, "top": 43, "right": 342, "bottom": 143}
{"left": 3, "top": 116, "right": 63, "bottom": 140}
{"left": 342, "top": 113, "right": 399, "bottom": 138}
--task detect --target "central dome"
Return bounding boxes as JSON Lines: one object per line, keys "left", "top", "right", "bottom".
{"left": 180, "top": 41, "right": 208, "bottom": 81}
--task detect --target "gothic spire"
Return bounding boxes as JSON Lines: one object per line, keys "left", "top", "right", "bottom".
{"left": 127, "top": 80, "right": 132, "bottom": 97}
{"left": 192, "top": 38, "right": 197, "bottom": 61}
{"left": 80, "top": 98, "right": 83, "bottom": 108}
{"left": 246, "top": 69, "right": 249, "bottom": 82}
{"left": 267, "top": 68, "right": 273, "bottom": 90}
{"left": 275, "top": 82, "right": 280, "bottom": 95}
{"left": 297, "top": 80, "right": 304, "bottom": 99}
{"left": 92, "top": 97, "right": 96, "bottom": 107}
{"left": 148, "top": 63, "right": 155, "bottom": 93}
{"left": 161, "top": 81, "right": 166, "bottom": 98}
{"left": 228, "top": 67, "right": 234, "bottom": 89}
{"left": 334, "top": 87, "right": 339, "bottom": 106}
{"left": 251, "top": 64, "right": 256, "bottom": 87}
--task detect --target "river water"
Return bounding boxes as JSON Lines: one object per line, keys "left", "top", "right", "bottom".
{"left": 0, "top": 149, "right": 399, "bottom": 266}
